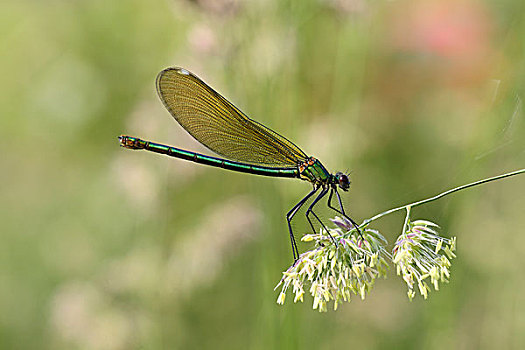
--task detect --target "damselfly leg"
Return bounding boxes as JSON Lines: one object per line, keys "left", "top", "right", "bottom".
{"left": 327, "top": 188, "right": 363, "bottom": 239}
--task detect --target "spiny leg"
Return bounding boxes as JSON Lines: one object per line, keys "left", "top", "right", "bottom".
{"left": 305, "top": 187, "right": 328, "bottom": 234}
{"left": 286, "top": 186, "right": 319, "bottom": 261}
{"left": 305, "top": 187, "right": 337, "bottom": 245}
{"left": 327, "top": 188, "right": 364, "bottom": 239}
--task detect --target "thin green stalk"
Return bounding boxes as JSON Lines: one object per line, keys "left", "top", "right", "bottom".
{"left": 401, "top": 206, "right": 411, "bottom": 238}
{"left": 361, "top": 168, "right": 525, "bottom": 227}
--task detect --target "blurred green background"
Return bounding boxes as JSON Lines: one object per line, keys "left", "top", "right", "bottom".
{"left": 1, "top": 0, "right": 524, "bottom": 349}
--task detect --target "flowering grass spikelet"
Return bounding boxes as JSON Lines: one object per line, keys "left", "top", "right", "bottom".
{"left": 392, "top": 219, "right": 456, "bottom": 300}
{"left": 275, "top": 216, "right": 390, "bottom": 312}
{"left": 271, "top": 169, "right": 525, "bottom": 310}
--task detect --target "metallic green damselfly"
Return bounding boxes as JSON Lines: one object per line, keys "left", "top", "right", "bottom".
{"left": 119, "top": 67, "right": 360, "bottom": 262}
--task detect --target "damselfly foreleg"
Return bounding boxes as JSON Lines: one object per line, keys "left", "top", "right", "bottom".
{"left": 327, "top": 188, "right": 364, "bottom": 239}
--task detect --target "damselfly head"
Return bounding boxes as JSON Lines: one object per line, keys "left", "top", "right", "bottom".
{"left": 335, "top": 172, "right": 350, "bottom": 191}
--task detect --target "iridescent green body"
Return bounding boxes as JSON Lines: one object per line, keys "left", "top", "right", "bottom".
{"left": 120, "top": 136, "right": 337, "bottom": 186}
{"left": 298, "top": 158, "right": 332, "bottom": 184}
{"left": 120, "top": 136, "right": 299, "bottom": 179}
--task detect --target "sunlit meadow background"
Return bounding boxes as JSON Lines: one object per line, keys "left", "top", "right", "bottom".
{"left": 1, "top": 0, "right": 524, "bottom": 349}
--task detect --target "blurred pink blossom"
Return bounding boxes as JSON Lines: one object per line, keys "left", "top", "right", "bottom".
{"left": 386, "top": 0, "right": 494, "bottom": 88}
{"left": 390, "top": 0, "right": 492, "bottom": 59}
{"left": 188, "top": 23, "right": 218, "bottom": 55}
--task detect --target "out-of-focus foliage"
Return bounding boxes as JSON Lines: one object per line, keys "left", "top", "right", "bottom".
{"left": 1, "top": 0, "right": 524, "bottom": 349}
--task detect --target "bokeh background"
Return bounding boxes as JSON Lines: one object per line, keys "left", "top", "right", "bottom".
{"left": 1, "top": 0, "right": 524, "bottom": 349}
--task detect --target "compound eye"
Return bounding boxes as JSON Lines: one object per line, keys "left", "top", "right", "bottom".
{"left": 337, "top": 173, "right": 350, "bottom": 190}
